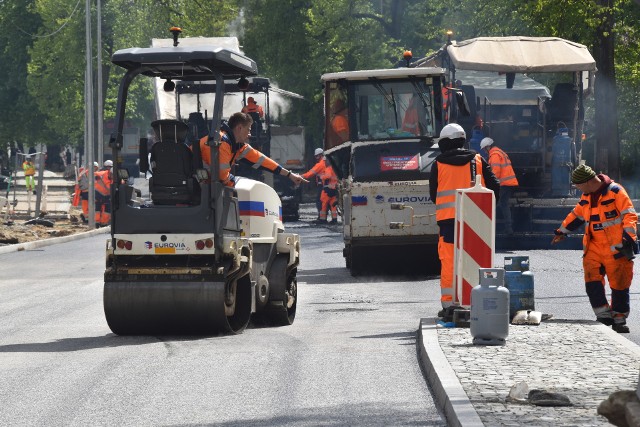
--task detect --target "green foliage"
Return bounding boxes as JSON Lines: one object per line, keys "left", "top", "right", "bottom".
{"left": 0, "top": 0, "right": 44, "bottom": 151}
{"left": 2, "top": 0, "right": 640, "bottom": 176}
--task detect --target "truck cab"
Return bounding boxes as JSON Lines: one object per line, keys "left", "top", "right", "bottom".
{"left": 321, "top": 68, "right": 446, "bottom": 275}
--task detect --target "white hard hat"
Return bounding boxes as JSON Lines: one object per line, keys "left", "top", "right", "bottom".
{"left": 314, "top": 148, "right": 324, "bottom": 156}
{"left": 93, "top": 162, "right": 99, "bottom": 168}
{"left": 480, "top": 137, "right": 494, "bottom": 150}
{"left": 439, "top": 123, "right": 466, "bottom": 140}
{"left": 103, "top": 160, "right": 113, "bottom": 167}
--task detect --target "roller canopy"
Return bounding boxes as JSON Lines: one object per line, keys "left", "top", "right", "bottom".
{"left": 111, "top": 46, "right": 258, "bottom": 80}
{"left": 447, "top": 37, "right": 596, "bottom": 73}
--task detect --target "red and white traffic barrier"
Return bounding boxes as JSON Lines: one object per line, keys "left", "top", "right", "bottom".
{"left": 453, "top": 175, "right": 495, "bottom": 307}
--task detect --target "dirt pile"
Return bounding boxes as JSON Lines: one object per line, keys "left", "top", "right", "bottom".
{"left": 0, "top": 209, "right": 93, "bottom": 245}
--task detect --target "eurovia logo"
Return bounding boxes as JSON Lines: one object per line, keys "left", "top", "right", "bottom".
{"left": 375, "top": 195, "right": 385, "bottom": 204}
{"left": 145, "top": 241, "right": 153, "bottom": 249}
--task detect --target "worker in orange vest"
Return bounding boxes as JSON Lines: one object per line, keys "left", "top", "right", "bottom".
{"left": 480, "top": 137, "right": 519, "bottom": 235}
{"left": 302, "top": 148, "right": 328, "bottom": 220}
{"left": 241, "top": 96, "right": 264, "bottom": 119}
{"left": 331, "top": 98, "right": 349, "bottom": 144}
{"left": 199, "top": 112, "right": 306, "bottom": 188}
{"left": 73, "top": 162, "right": 99, "bottom": 223}
{"left": 317, "top": 165, "right": 339, "bottom": 224}
{"left": 22, "top": 155, "right": 36, "bottom": 195}
{"left": 401, "top": 95, "right": 421, "bottom": 136}
{"left": 94, "top": 168, "right": 112, "bottom": 226}
{"left": 553, "top": 164, "right": 638, "bottom": 333}
{"left": 429, "top": 124, "right": 500, "bottom": 314}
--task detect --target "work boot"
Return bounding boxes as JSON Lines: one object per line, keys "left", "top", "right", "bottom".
{"left": 437, "top": 306, "right": 456, "bottom": 322}
{"left": 329, "top": 219, "right": 337, "bottom": 224}
{"left": 596, "top": 317, "right": 615, "bottom": 326}
{"left": 312, "top": 218, "right": 327, "bottom": 225}
{"left": 612, "top": 323, "right": 630, "bottom": 333}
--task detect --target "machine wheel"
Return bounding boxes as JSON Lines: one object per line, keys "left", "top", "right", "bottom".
{"left": 104, "top": 273, "right": 253, "bottom": 336}
{"left": 349, "top": 246, "right": 364, "bottom": 277}
{"left": 344, "top": 245, "right": 351, "bottom": 269}
{"left": 257, "top": 255, "right": 297, "bottom": 326}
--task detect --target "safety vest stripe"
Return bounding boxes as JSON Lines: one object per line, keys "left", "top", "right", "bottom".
{"left": 437, "top": 189, "right": 457, "bottom": 197}
{"left": 436, "top": 202, "right": 456, "bottom": 210}
{"left": 600, "top": 217, "right": 623, "bottom": 229}
{"left": 499, "top": 175, "right": 517, "bottom": 183}
{"left": 621, "top": 208, "right": 637, "bottom": 215}
{"left": 252, "top": 155, "right": 266, "bottom": 169}
{"left": 220, "top": 163, "right": 231, "bottom": 169}
{"left": 236, "top": 145, "right": 251, "bottom": 160}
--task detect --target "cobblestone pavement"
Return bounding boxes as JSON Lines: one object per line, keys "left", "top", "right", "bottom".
{"left": 419, "top": 318, "right": 640, "bottom": 426}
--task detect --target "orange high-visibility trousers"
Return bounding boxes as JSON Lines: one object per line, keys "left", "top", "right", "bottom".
{"left": 583, "top": 240, "right": 633, "bottom": 319}
{"left": 81, "top": 191, "right": 89, "bottom": 216}
{"left": 319, "top": 189, "right": 337, "bottom": 221}
{"left": 438, "top": 231, "right": 455, "bottom": 308}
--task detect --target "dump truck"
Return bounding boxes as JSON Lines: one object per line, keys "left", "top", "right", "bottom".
{"left": 103, "top": 35, "right": 300, "bottom": 335}
{"left": 322, "top": 67, "right": 448, "bottom": 275}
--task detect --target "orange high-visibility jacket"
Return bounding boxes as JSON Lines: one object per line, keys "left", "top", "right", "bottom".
{"left": 401, "top": 98, "right": 420, "bottom": 135}
{"left": 94, "top": 170, "right": 112, "bottom": 196}
{"left": 22, "top": 161, "right": 35, "bottom": 176}
{"left": 435, "top": 154, "right": 485, "bottom": 222}
{"left": 302, "top": 158, "right": 327, "bottom": 182}
{"left": 241, "top": 103, "right": 264, "bottom": 118}
{"left": 199, "top": 129, "right": 282, "bottom": 187}
{"left": 559, "top": 179, "right": 637, "bottom": 254}
{"left": 488, "top": 146, "right": 518, "bottom": 186}
{"left": 320, "top": 165, "right": 338, "bottom": 190}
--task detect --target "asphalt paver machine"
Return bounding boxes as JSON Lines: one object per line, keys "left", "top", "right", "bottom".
{"left": 103, "top": 39, "right": 300, "bottom": 335}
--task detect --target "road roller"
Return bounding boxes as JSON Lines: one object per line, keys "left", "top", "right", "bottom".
{"left": 102, "top": 35, "right": 300, "bottom": 335}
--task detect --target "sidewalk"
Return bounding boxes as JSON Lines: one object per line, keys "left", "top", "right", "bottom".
{"left": 418, "top": 317, "right": 640, "bottom": 426}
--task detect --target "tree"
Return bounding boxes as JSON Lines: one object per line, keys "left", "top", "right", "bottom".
{"left": 0, "top": 0, "right": 44, "bottom": 152}
{"left": 24, "top": 0, "right": 242, "bottom": 151}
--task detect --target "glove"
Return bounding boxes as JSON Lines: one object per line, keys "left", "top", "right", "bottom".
{"left": 551, "top": 229, "right": 566, "bottom": 245}
{"left": 623, "top": 232, "right": 640, "bottom": 254}
{"left": 620, "top": 232, "right": 639, "bottom": 260}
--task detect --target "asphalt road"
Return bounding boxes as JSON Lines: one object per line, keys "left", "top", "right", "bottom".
{"left": 0, "top": 223, "right": 447, "bottom": 427}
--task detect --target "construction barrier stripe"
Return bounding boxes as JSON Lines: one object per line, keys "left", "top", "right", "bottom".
{"left": 466, "top": 192, "right": 493, "bottom": 220}
{"left": 462, "top": 222, "right": 493, "bottom": 268}
{"left": 453, "top": 183, "right": 495, "bottom": 307}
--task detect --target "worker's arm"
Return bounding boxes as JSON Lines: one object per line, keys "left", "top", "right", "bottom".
{"left": 278, "top": 167, "right": 308, "bottom": 185}
{"left": 552, "top": 201, "right": 586, "bottom": 244}
{"left": 238, "top": 144, "right": 308, "bottom": 184}
{"left": 480, "top": 157, "right": 501, "bottom": 201}
{"left": 551, "top": 229, "right": 566, "bottom": 245}
{"left": 429, "top": 162, "right": 438, "bottom": 202}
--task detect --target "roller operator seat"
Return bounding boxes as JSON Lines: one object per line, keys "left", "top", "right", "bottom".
{"left": 149, "top": 119, "right": 197, "bottom": 205}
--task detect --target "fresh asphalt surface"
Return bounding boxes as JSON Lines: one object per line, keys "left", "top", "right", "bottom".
{"left": 0, "top": 218, "right": 446, "bottom": 426}
{"left": 1, "top": 204, "right": 639, "bottom": 426}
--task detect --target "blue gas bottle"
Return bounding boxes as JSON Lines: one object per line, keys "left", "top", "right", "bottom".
{"left": 551, "top": 127, "right": 572, "bottom": 196}
{"left": 503, "top": 256, "right": 535, "bottom": 319}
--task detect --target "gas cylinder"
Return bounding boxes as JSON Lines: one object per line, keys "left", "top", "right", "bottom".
{"left": 551, "top": 127, "right": 572, "bottom": 196}
{"left": 470, "top": 268, "right": 510, "bottom": 346}
{"left": 504, "top": 256, "right": 535, "bottom": 319}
